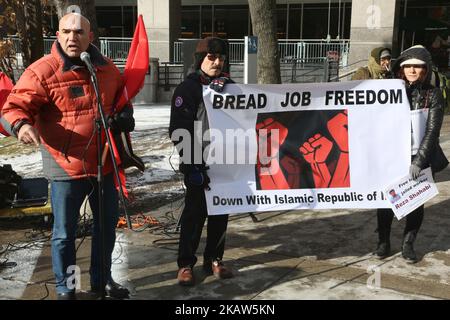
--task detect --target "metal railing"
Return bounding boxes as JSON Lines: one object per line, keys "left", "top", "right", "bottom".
{"left": 174, "top": 39, "right": 350, "bottom": 66}
{"left": 99, "top": 37, "right": 132, "bottom": 62}
{"left": 280, "top": 57, "right": 329, "bottom": 83}
{"left": 44, "top": 37, "right": 54, "bottom": 53}
{"left": 173, "top": 41, "right": 183, "bottom": 65}
{"left": 7, "top": 36, "right": 133, "bottom": 62}
{"left": 8, "top": 36, "right": 350, "bottom": 68}
{"left": 229, "top": 41, "right": 245, "bottom": 64}
{"left": 157, "top": 58, "right": 336, "bottom": 88}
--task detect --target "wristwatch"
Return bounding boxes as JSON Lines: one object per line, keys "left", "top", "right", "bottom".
{"left": 12, "top": 120, "right": 30, "bottom": 136}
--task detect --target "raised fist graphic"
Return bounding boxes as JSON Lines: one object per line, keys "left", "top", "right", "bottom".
{"left": 327, "top": 111, "right": 350, "bottom": 187}
{"left": 256, "top": 118, "right": 289, "bottom": 189}
{"left": 280, "top": 154, "right": 302, "bottom": 189}
{"left": 300, "top": 134, "right": 333, "bottom": 164}
{"left": 327, "top": 111, "right": 348, "bottom": 152}
{"left": 256, "top": 117, "right": 288, "bottom": 158}
{"left": 300, "top": 133, "right": 332, "bottom": 188}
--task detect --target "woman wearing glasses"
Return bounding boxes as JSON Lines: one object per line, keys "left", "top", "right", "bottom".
{"left": 374, "top": 45, "right": 448, "bottom": 263}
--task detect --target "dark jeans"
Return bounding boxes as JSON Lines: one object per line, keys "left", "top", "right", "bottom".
{"left": 376, "top": 205, "right": 424, "bottom": 238}
{"left": 177, "top": 185, "right": 229, "bottom": 268}
{"left": 50, "top": 174, "right": 119, "bottom": 294}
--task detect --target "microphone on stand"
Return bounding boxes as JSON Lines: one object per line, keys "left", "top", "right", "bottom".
{"left": 80, "top": 52, "right": 97, "bottom": 80}
{"left": 81, "top": 50, "right": 107, "bottom": 298}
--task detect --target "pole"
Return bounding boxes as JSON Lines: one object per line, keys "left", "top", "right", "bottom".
{"left": 401, "top": 0, "right": 408, "bottom": 52}
{"left": 95, "top": 117, "right": 106, "bottom": 300}
{"left": 86, "top": 59, "right": 132, "bottom": 299}
{"left": 81, "top": 51, "right": 133, "bottom": 230}
{"left": 87, "top": 69, "right": 107, "bottom": 299}
{"left": 327, "top": 0, "right": 331, "bottom": 40}
{"left": 88, "top": 74, "right": 133, "bottom": 230}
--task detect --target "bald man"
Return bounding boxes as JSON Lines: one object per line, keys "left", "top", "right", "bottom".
{"left": 57, "top": 13, "right": 93, "bottom": 58}
{"left": 1, "top": 13, "right": 134, "bottom": 300}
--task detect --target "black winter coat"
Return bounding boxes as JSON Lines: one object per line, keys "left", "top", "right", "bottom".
{"left": 392, "top": 46, "right": 449, "bottom": 173}
{"left": 169, "top": 71, "right": 234, "bottom": 173}
{"left": 407, "top": 84, "right": 448, "bottom": 172}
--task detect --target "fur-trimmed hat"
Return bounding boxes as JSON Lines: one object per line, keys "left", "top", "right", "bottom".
{"left": 193, "top": 37, "right": 228, "bottom": 70}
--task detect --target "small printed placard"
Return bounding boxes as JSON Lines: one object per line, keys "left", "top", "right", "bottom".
{"left": 384, "top": 167, "right": 438, "bottom": 220}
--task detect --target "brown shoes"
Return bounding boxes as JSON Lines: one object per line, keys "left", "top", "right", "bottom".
{"left": 177, "top": 267, "right": 195, "bottom": 286}
{"left": 177, "top": 261, "right": 233, "bottom": 286}
{"left": 203, "top": 259, "right": 234, "bottom": 279}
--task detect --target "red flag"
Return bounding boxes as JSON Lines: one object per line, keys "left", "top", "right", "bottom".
{"left": 107, "top": 15, "right": 148, "bottom": 199}
{"left": 116, "top": 14, "right": 149, "bottom": 111}
{"left": 107, "top": 128, "right": 130, "bottom": 199}
{"left": 0, "top": 72, "right": 14, "bottom": 136}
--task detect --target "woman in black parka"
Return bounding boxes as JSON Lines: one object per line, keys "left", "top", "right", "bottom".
{"left": 375, "top": 45, "right": 448, "bottom": 263}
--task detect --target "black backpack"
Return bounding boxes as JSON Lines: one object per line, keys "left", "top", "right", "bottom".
{"left": 0, "top": 164, "right": 22, "bottom": 208}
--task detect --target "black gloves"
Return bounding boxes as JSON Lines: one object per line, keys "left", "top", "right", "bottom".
{"left": 409, "top": 164, "right": 421, "bottom": 180}
{"left": 209, "top": 76, "right": 230, "bottom": 93}
{"left": 108, "top": 105, "right": 135, "bottom": 133}
{"left": 184, "top": 165, "right": 211, "bottom": 190}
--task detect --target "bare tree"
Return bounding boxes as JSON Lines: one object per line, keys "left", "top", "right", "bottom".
{"left": 52, "top": 0, "right": 100, "bottom": 48}
{"left": 0, "top": 0, "right": 44, "bottom": 74}
{"left": 0, "top": 2, "right": 17, "bottom": 81}
{"left": 12, "top": 0, "right": 44, "bottom": 67}
{"left": 248, "top": 0, "right": 281, "bottom": 84}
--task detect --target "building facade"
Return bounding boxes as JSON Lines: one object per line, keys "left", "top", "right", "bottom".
{"left": 42, "top": 0, "right": 449, "bottom": 69}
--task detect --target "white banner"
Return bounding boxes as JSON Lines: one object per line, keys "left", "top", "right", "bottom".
{"left": 203, "top": 80, "right": 411, "bottom": 215}
{"left": 384, "top": 167, "right": 438, "bottom": 220}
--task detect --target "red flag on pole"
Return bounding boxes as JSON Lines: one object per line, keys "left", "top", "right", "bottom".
{"left": 116, "top": 14, "right": 149, "bottom": 111}
{"left": 0, "top": 72, "right": 14, "bottom": 136}
{"left": 107, "top": 15, "right": 149, "bottom": 199}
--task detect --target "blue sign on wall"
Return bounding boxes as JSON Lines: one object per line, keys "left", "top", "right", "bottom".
{"left": 248, "top": 36, "right": 258, "bottom": 54}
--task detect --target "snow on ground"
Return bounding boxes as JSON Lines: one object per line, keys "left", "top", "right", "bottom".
{"left": 0, "top": 104, "right": 183, "bottom": 212}
{"left": 125, "top": 104, "right": 183, "bottom": 212}
{"left": 0, "top": 104, "right": 181, "bottom": 299}
{"left": 0, "top": 152, "right": 43, "bottom": 178}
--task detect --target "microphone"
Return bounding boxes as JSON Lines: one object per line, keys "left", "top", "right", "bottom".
{"left": 80, "top": 52, "right": 96, "bottom": 76}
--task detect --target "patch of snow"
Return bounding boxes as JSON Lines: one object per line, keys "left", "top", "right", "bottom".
{"left": 0, "top": 245, "right": 43, "bottom": 299}
{"left": 0, "top": 152, "right": 42, "bottom": 178}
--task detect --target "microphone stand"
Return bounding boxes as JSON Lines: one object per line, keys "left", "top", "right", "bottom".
{"left": 87, "top": 68, "right": 107, "bottom": 300}
{"left": 86, "top": 65, "right": 133, "bottom": 299}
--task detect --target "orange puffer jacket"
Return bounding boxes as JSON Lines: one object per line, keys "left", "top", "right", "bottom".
{"left": 1, "top": 41, "right": 124, "bottom": 180}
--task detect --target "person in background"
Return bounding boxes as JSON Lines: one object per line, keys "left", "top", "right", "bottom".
{"left": 351, "top": 47, "right": 392, "bottom": 80}
{"left": 169, "top": 37, "right": 234, "bottom": 286}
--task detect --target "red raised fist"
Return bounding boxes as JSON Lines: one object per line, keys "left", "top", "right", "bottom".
{"left": 300, "top": 134, "right": 333, "bottom": 164}
{"left": 256, "top": 118, "right": 290, "bottom": 189}
{"left": 327, "top": 111, "right": 348, "bottom": 152}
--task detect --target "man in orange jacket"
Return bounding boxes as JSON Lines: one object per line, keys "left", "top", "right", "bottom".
{"left": 1, "top": 13, "right": 134, "bottom": 300}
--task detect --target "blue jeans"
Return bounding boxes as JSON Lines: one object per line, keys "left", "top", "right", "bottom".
{"left": 50, "top": 174, "right": 119, "bottom": 294}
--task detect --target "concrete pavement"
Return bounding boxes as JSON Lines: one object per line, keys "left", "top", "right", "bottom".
{"left": 1, "top": 116, "right": 450, "bottom": 301}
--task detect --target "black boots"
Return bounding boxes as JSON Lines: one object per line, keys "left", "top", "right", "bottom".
{"left": 402, "top": 231, "right": 418, "bottom": 263}
{"left": 375, "top": 209, "right": 393, "bottom": 259}
{"left": 375, "top": 230, "right": 419, "bottom": 263}
{"left": 91, "top": 280, "right": 130, "bottom": 299}
{"left": 375, "top": 208, "right": 422, "bottom": 263}
{"left": 375, "top": 241, "right": 391, "bottom": 259}
{"left": 375, "top": 223, "right": 391, "bottom": 258}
